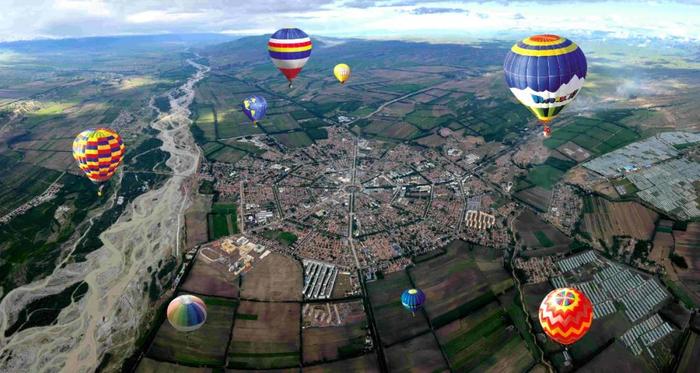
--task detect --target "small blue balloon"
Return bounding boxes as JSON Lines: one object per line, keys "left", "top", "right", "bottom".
{"left": 401, "top": 288, "right": 426, "bottom": 313}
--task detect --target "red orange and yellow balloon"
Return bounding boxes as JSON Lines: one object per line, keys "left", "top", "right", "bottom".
{"left": 539, "top": 287, "right": 593, "bottom": 345}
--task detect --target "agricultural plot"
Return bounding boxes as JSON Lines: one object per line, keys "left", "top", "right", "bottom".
{"left": 146, "top": 295, "right": 237, "bottom": 366}
{"left": 239, "top": 253, "right": 303, "bottom": 301}
{"left": 207, "top": 203, "right": 238, "bottom": 241}
{"left": 577, "top": 342, "right": 653, "bottom": 373}
{"left": 302, "top": 301, "right": 368, "bottom": 363}
{"left": 384, "top": 332, "right": 448, "bottom": 372}
{"left": 513, "top": 186, "right": 551, "bottom": 211}
{"left": 678, "top": 332, "right": 700, "bottom": 373}
{"left": 206, "top": 146, "right": 247, "bottom": 164}
{"left": 259, "top": 113, "right": 300, "bottom": 133}
{"left": 227, "top": 301, "right": 301, "bottom": 369}
{"left": 272, "top": 131, "right": 313, "bottom": 148}
{"left": 568, "top": 311, "right": 632, "bottom": 362}
{"left": 673, "top": 223, "right": 700, "bottom": 304}
{"left": 514, "top": 210, "right": 571, "bottom": 253}
{"left": 180, "top": 254, "right": 239, "bottom": 298}
{"left": 193, "top": 104, "right": 217, "bottom": 142}
{"left": 409, "top": 244, "right": 493, "bottom": 328}
{"left": 405, "top": 107, "right": 453, "bottom": 131}
{"left": 135, "top": 358, "right": 212, "bottom": 373}
{"left": 303, "top": 353, "right": 380, "bottom": 373}
{"left": 362, "top": 120, "right": 419, "bottom": 141}
{"left": 581, "top": 196, "right": 657, "bottom": 248}
{"left": 436, "top": 302, "right": 533, "bottom": 372}
{"left": 543, "top": 116, "right": 640, "bottom": 156}
{"left": 367, "top": 271, "right": 430, "bottom": 346}
{"left": 0, "top": 155, "right": 62, "bottom": 215}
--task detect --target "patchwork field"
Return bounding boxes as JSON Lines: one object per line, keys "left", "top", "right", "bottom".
{"left": 543, "top": 114, "right": 641, "bottom": 156}
{"left": 434, "top": 300, "right": 533, "bottom": 371}
{"left": 581, "top": 196, "right": 658, "bottom": 248}
{"left": 146, "top": 295, "right": 237, "bottom": 366}
{"left": 514, "top": 210, "right": 572, "bottom": 253}
{"left": 303, "top": 353, "right": 380, "bottom": 373}
{"left": 673, "top": 223, "right": 700, "bottom": 304}
{"left": 302, "top": 301, "right": 368, "bottom": 363}
{"left": 228, "top": 301, "right": 301, "bottom": 369}
{"left": 384, "top": 332, "right": 448, "bottom": 372}
{"left": 207, "top": 202, "right": 238, "bottom": 241}
{"left": 239, "top": 253, "right": 303, "bottom": 301}
{"left": 180, "top": 254, "right": 239, "bottom": 298}
{"left": 367, "top": 271, "right": 430, "bottom": 346}
{"left": 409, "top": 244, "right": 492, "bottom": 328}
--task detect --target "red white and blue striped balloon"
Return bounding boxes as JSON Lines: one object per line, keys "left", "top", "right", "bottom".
{"left": 268, "top": 28, "right": 312, "bottom": 87}
{"left": 166, "top": 295, "right": 207, "bottom": 332}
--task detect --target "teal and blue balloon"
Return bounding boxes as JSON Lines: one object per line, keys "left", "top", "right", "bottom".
{"left": 401, "top": 288, "right": 426, "bottom": 315}
{"left": 242, "top": 95, "right": 268, "bottom": 125}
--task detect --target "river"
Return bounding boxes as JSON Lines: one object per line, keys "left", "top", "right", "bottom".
{"left": 0, "top": 58, "right": 208, "bottom": 372}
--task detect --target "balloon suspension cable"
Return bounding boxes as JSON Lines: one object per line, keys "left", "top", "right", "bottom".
{"left": 411, "top": 311, "right": 415, "bottom": 318}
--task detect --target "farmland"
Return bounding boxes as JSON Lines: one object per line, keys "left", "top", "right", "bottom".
{"left": 384, "top": 332, "right": 448, "bottom": 372}
{"left": 228, "top": 301, "right": 301, "bottom": 369}
{"left": 179, "top": 255, "right": 240, "bottom": 298}
{"left": 302, "top": 300, "right": 369, "bottom": 363}
{"left": 408, "top": 244, "right": 492, "bottom": 327}
{"left": 543, "top": 112, "right": 642, "bottom": 156}
{"left": 672, "top": 223, "right": 700, "bottom": 305}
{"left": 239, "top": 253, "right": 303, "bottom": 301}
{"left": 146, "top": 295, "right": 237, "bottom": 366}
{"left": 207, "top": 202, "right": 238, "bottom": 240}
{"left": 581, "top": 196, "right": 658, "bottom": 248}
{"left": 367, "top": 271, "right": 430, "bottom": 346}
{"left": 514, "top": 210, "right": 572, "bottom": 254}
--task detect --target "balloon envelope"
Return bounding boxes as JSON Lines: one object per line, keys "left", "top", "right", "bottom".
{"left": 167, "top": 295, "right": 207, "bottom": 332}
{"left": 333, "top": 63, "right": 351, "bottom": 84}
{"left": 72, "top": 127, "right": 125, "bottom": 185}
{"left": 268, "top": 28, "right": 312, "bottom": 84}
{"left": 503, "top": 34, "right": 587, "bottom": 133}
{"left": 401, "top": 288, "right": 426, "bottom": 313}
{"left": 242, "top": 95, "right": 268, "bottom": 123}
{"left": 539, "top": 287, "right": 593, "bottom": 345}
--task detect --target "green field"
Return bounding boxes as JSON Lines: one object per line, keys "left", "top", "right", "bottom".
{"left": 193, "top": 104, "right": 217, "bottom": 142}
{"left": 405, "top": 108, "right": 453, "bottom": 130}
{"left": 272, "top": 131, "right": 313, "bottom": 148}
{"left": 543, "top": 114, "right": 641, "bottom": 155}
{"left": 207, "top": 203, "right": 238, "bottom": 240}
{"left": 533, "top": 231, "right": 555, "bottom": 247}
{"left": 261, "top": 229, "right": 298, "bottom": 246}
{"left": 523, "top": 165, "right": 565, "bottom": 190}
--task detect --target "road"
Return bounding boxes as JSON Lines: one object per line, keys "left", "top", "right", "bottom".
{"left": 0, "top": 58, "right": 208, "bottom": 372}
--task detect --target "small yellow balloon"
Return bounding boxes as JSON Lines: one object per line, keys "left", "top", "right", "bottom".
{"left": 333, "top": 63, "right": 351, "bottom": 84}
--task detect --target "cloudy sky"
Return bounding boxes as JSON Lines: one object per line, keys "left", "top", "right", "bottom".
{"left": 0, "top": 0, "right": 698, "bottom": 42}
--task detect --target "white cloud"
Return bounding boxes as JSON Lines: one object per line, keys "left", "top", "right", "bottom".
{"left": 126, "top": 10, "right": 204, "bottom": 24}
{"left": 0, "top": 0, "right": 696, "bottom": 42}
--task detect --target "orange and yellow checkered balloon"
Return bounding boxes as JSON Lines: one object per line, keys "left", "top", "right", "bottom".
{"left": 539, "top": 287, "right": 593, "bottom": 345}
{"left": 72, "top": 128, "right": 125, "bottom": 187}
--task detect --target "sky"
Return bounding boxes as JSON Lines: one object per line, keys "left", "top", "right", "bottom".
{"left": 0, "top": 0, "right": 698, "bottom": 42}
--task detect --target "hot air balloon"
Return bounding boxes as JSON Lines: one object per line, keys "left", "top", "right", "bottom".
{"left": 333, "top": 63, "right": 351, "bottom": 84}
{"left": 539, "top": 288, "right": 593, "bottom": 346}
{"left": 72, "top": 127, "right": 125, "bottom": 196}
{"left": 268, "top": 28, "right": 312, "bottom": 88}
{"left": 503, "top": 34, "right": 587, "bottom": 137}
{"left": 401, "top": 288, "right": 426, "bottom": 316}
{"left": 242, "top": 95, "right": 268, "bottom": 125}
{"left": 167, "top": 294, "right": 207, "bottom": 332}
